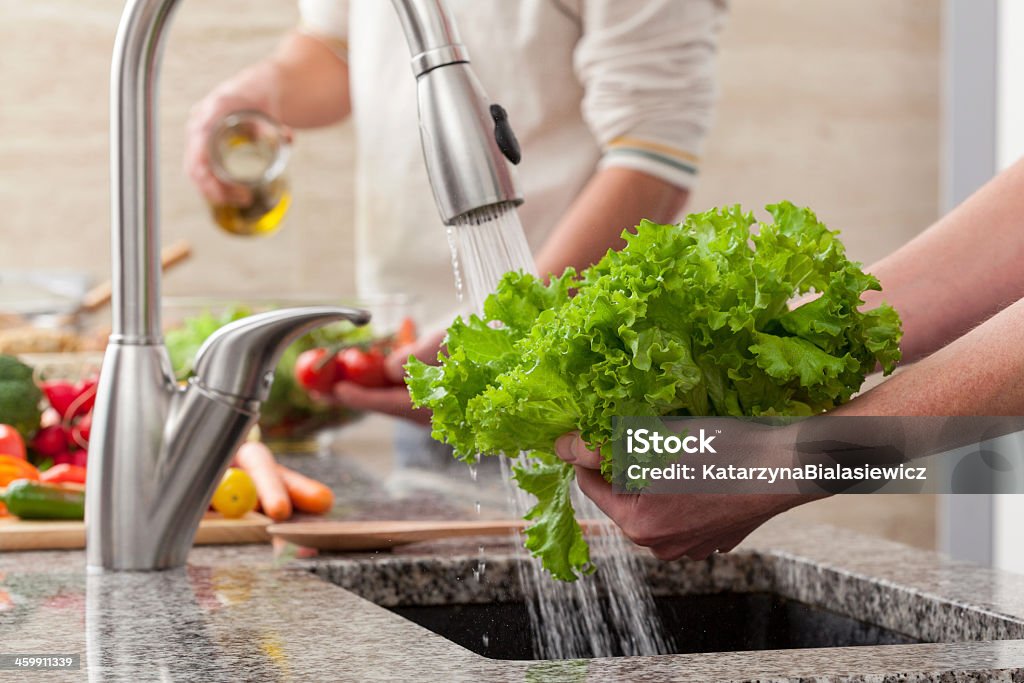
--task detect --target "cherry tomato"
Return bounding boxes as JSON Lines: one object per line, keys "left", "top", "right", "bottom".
{"left": 0, "top": 425, "right": 27, "bottom": 461}
{"left": 294, "top": 348, "right": 342, "bottom": 393}
{"left": 335, "top": 347, "right": 391, "bottom": 388}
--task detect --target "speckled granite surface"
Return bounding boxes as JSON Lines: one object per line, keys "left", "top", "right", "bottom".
{"left": 5, "top": 452, "right": 1024, "bottom": 681}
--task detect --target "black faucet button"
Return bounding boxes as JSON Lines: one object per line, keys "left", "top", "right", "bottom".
{"left": 490, "top": 104, "right": 521, "bottom": 165}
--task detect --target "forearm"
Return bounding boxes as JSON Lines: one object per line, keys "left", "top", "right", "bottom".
{"left": 841, "top": 296, "right": 1024, "bottom": 416}
{"left": 534, "top": 167, "right": 690, "bottom": 277}
{"left": 223, "top": 31, "right": 350, "bottom": 129}
{"left": 863, "top": 157, "right": 1024, "bottom": 362}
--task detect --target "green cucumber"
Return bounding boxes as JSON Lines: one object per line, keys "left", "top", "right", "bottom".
{"left": 2, "top": 479, "right": 85, "bottom": 520}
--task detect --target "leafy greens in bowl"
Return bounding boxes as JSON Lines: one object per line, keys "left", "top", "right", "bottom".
{"left": 407, "top": 202, "right": 903, "bottom": 581}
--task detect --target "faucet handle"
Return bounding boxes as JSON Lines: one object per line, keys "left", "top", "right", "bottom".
{"left": 192, "top": 307, "right": 371, "bottom": 401}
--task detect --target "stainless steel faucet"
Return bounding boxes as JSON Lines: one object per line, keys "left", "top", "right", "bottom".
{"left": 88, "top": 0, "right": 522, "bottom": 571}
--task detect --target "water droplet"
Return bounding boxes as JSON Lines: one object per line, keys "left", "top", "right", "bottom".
{"left": 475, "top": 544, "right": 486, "bottom": 581}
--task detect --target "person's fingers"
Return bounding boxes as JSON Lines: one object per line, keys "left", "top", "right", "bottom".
{"left": 193, "top": 165, "right": 231, "bottom": 205}
{"left": 573, "top": 465, "right": 632, "bottom": 521}
{"left": 384, "top": 342, "right": 419, "bottom": 382}
{"left": 184, "top": 90, "right": 265, "bottom": 206}
{"left": 222, "top": 182, "right": 254, "bottom": 207}
{"left": 554, "top": 433, "right": 602, "bottom": 470}
{"left": 713, "top": 531, "right": 749, "bottom": 554}
{"left": 331, "top": 381, "right": 431, "bottom": 424}
{"left": 648, "top": 542, "right": 691, "bottom": 561}
{"left": 655, "top": 528, "right": 753, "bottom": 562}
{"left": 385, "top": 329, "right": 447, "bottom": 382}
{"left": 682, "top": 541, "right": 720, "bottom": 561}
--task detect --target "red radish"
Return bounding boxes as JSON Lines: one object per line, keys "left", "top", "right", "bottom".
{"left": 70, "top": 413, "right": 92, "bottom": 449}
{"left": 68, "top": 450, "right": 89, "bottom": 468}
{"left": 40, "top": 408, "right": 60, "bottom": 428}
{"left": 32, "top": 425, "right": 69, "bottom": 457}
{"left": 51, "top": 452, "right": 75, "bottom": 466}
{"left": 40, "top": 381, "right": 78, "bottom": 417}
{"left": 70, "top": 378, "right": 98, "bottom": 417}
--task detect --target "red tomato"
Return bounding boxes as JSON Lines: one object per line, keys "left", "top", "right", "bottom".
{"left": 294, "top": 348, "right": 341, "bottom": 393}
{"left": 336, "top": 347, "right": 391, "bottom": 388}
{"left": 0, "top": 425, "right": 27, "bottom": 461}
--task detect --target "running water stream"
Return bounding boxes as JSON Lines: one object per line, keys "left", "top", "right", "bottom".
{"left": 447, "top": 204, "right": 671, "bottom": 659}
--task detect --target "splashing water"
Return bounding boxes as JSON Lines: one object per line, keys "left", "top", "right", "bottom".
{"left": 500, "top": 456, "right": 671, "bottom": 659}
{"left": 446, "top": 203, "right": 671, "bottom": 659}
{"left": 448, "top": 203, "right": 536, "bottom": 309}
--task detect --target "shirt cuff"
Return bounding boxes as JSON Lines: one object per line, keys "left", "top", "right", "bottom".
{"left": 599, "top": 136, "right": 701, "bottom": 189}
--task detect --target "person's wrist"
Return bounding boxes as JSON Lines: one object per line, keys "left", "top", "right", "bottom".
{"left": 218, "top": 62, "right": 281, "bottom": 119}
{"left": 763, "top": 420, "right": 832, "bottom": 513}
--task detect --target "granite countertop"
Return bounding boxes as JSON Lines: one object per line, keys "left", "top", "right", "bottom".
{"left": 5, "top": 446, "right": 1024, "bottom": 681}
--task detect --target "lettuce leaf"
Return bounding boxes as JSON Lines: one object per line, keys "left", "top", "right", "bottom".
{"left": 408, "top": 202, "right": 902, "bottom": 580}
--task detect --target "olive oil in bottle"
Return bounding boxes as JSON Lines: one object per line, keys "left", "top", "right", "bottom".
{"left": 208, "top": 111, "right": 292, "bottom": 237}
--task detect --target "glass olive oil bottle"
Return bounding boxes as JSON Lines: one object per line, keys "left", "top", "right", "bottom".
{"left": 208, "top": 111, "right": 291, "bottom": 237}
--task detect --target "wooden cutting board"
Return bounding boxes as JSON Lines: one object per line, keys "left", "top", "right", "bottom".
{"left": 0, "top": 512, "right": 272, "bottom": 551}
{"left": 267, "top": 519, "right": 605, "bottom": 552}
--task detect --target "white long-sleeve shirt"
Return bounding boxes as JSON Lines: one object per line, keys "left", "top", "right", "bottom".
{"left": 299, "top": 0, "right": 725, "bottom": 325}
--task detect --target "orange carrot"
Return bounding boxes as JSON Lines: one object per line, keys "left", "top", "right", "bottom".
{"left": 235, "top": 442, "right": 292, "bottom": 521}
{"left": 277, "top": 465, "right": 334, "bottom": 515}
{"left": 395, "top": 317, "right": 418, "bottom": 347}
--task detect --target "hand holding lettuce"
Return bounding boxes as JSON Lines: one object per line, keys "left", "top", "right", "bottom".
{"left": 407, "top": 202, "right": 902, "bottom": 581}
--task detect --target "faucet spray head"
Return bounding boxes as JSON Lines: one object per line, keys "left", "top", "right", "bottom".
{"left": 391, "top": 0, "right": 523, "bottom": 224}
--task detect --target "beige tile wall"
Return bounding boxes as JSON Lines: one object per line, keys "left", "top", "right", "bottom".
{"left": 1, "top": 0, "right": 351, "bottom": 299}
{"left": 0, "top": 0, "right": 941, "bottom": 548}
{"left": 1, "top": 0, "right": 940, "bottom": 294}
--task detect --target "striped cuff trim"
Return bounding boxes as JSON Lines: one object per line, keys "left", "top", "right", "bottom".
{"left": 608, "top": 136, "right": 702, "bottom": 164}
{"left": 604, "top": 147, "right": 699, "bottom": 177}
